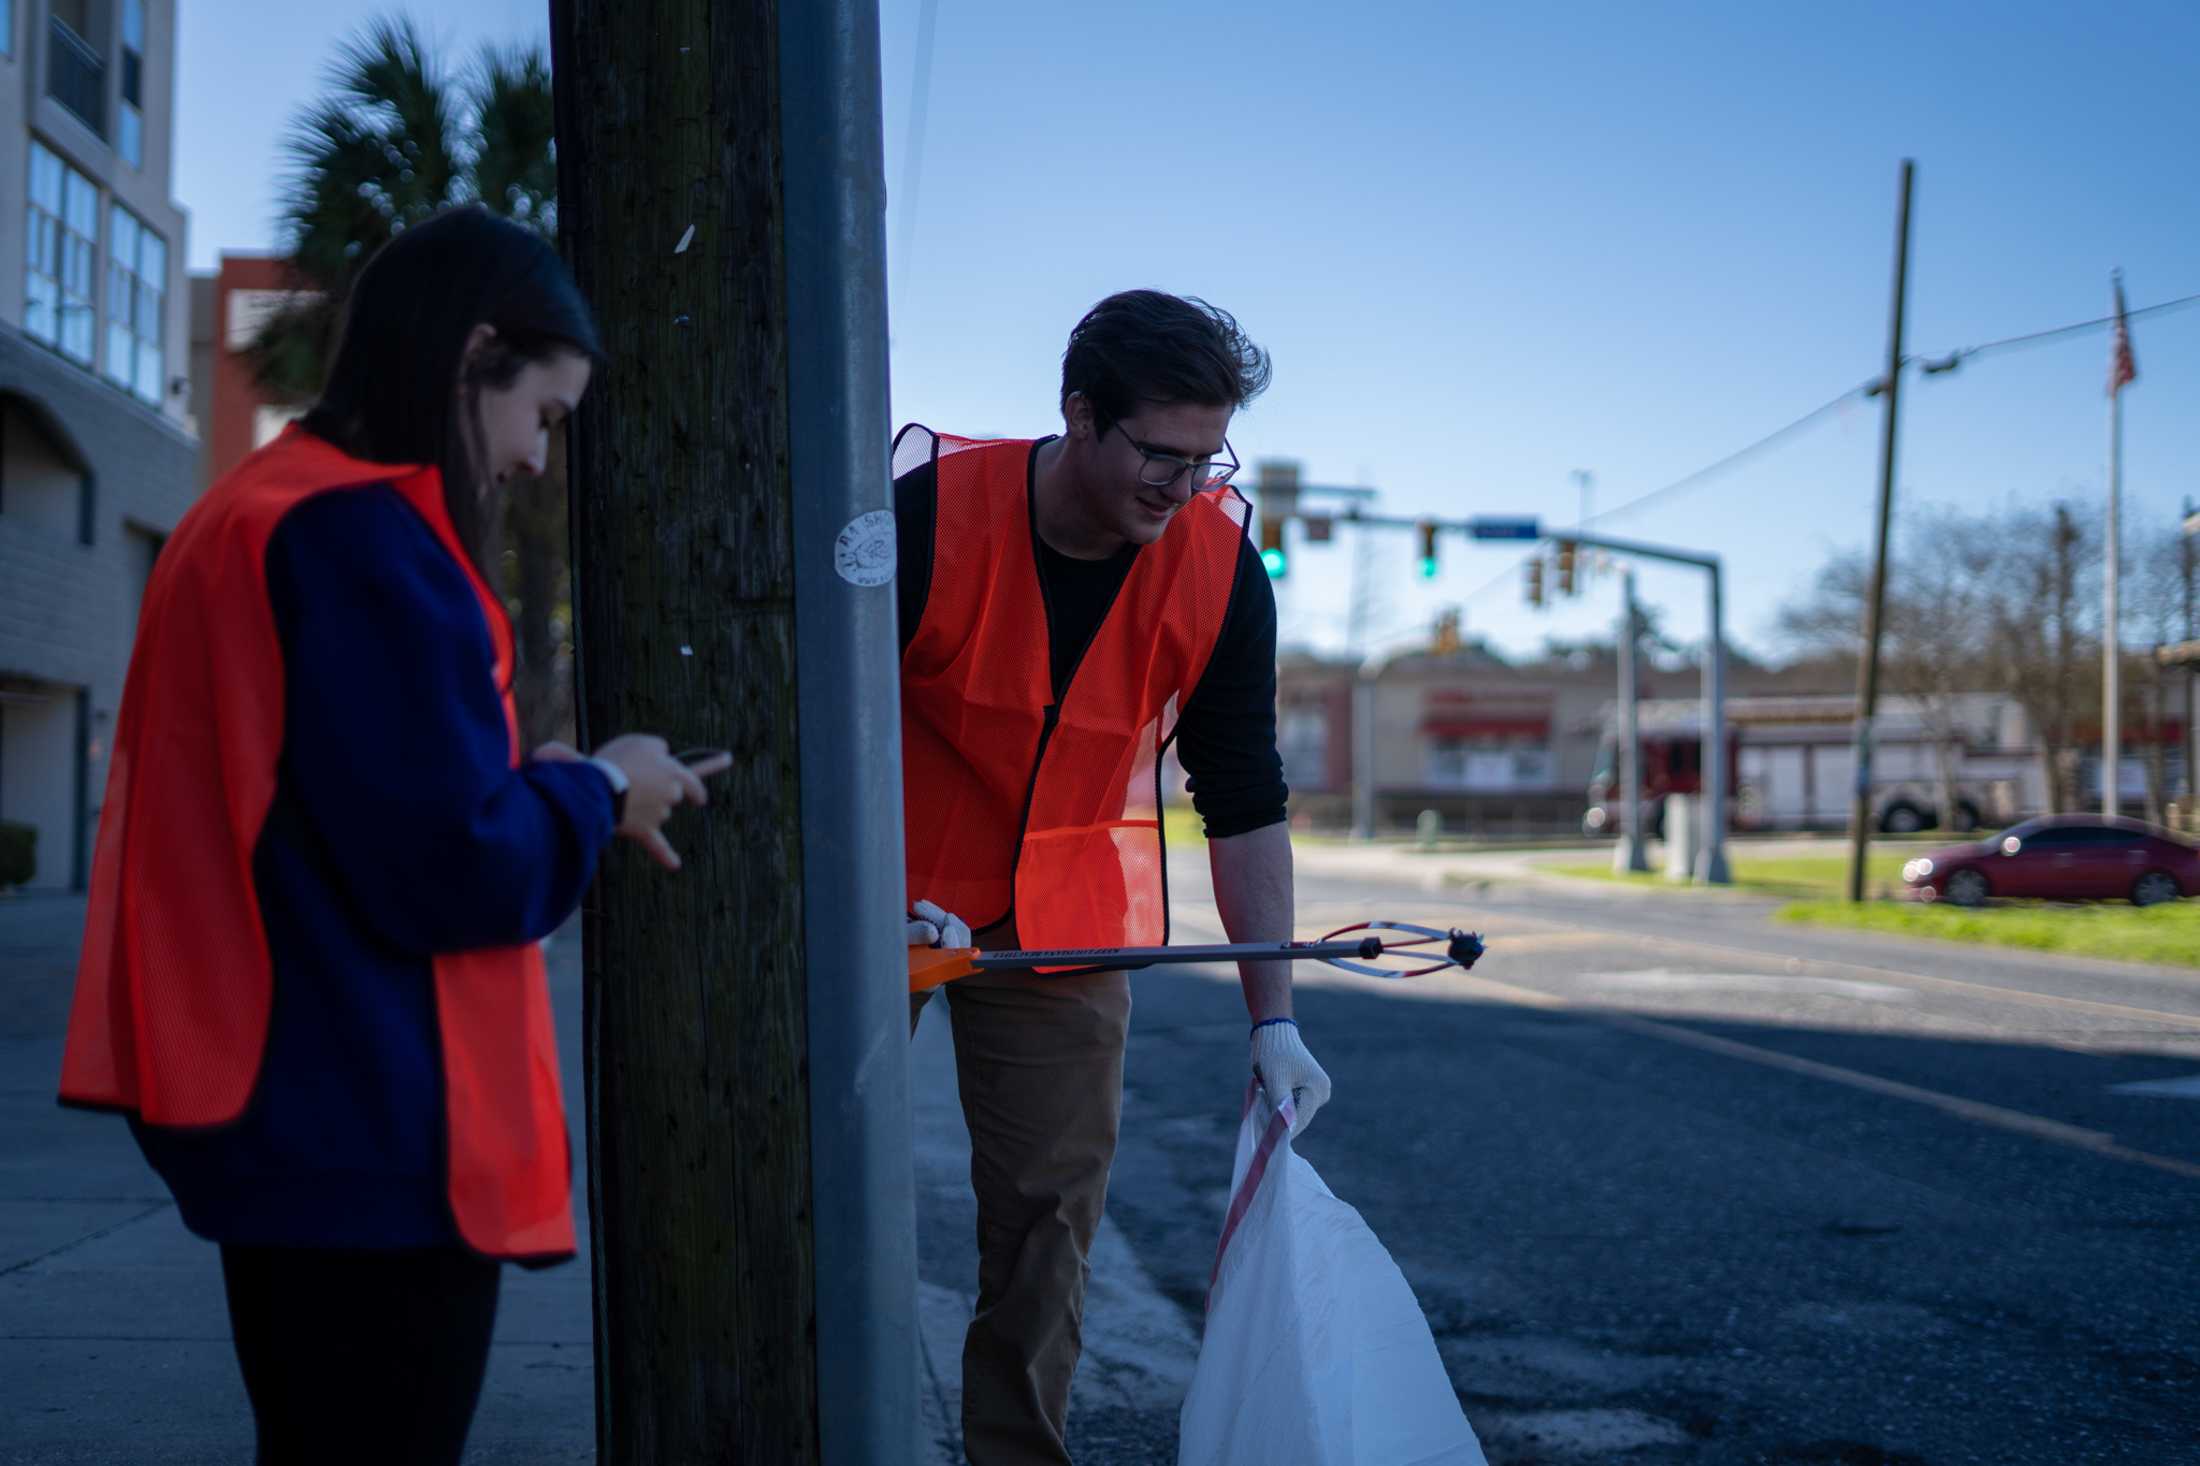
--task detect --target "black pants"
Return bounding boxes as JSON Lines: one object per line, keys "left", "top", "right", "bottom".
{"left": 220, "top": 1244, "right": 502, "bottom": 1466}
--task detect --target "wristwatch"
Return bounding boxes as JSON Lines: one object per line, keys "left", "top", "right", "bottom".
{"left": 586, "top": 755, "right": 630, "bottom": 822}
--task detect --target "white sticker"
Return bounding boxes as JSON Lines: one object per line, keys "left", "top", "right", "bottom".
{"left": 834, "top": 509, "right": 897, "bottom": 587}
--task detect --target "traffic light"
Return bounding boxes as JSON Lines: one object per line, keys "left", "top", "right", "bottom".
{"left": 1525, "top": 557, "right": 1544, "bottom": 607}
{"left": 1555, "top": 539, "right": 1577, "bottom": 596}
{"left": 1417, "top": 520, "right": 1439, "bottom": 579}
{"left": 1255, "top": 460, "right": 1297, "bottom": 579}
{"left": 1259, "top": 515, "right": 1288, "bottom": 579}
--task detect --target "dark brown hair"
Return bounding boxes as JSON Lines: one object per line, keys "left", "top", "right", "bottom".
{"left": 302, "top": 206, "right": 600, "bottom": 571}
{"left": 1060, "top": 289, "right": 1271, "bottom": 431}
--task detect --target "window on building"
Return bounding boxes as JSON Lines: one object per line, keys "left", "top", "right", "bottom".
{"left": 1279, "top": 707, "right": 1330, "bottom": 793}
{"left": 104, "top": 204, "right": 165, "bottom": 405}
{"left": 0, "top": 0, "right": 15, "bottom": 59}
{"left": 123, "top": 523, "right": 164, "bottom": 642}
{"left": 46, "top": 0, "right": 104, "bottom": 137}
{"left": 118, "top": 0, "right": 143, "bottom": 166}
{"left": 26, "top": 141, "right": 98, "bottom": 366}
{"left": 1425, "top": 736, "right": 1555, "bottom": 793}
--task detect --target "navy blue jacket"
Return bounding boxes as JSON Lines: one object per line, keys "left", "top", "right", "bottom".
{"left": 134, "top": 484, "right": 614, "bottom": 1250}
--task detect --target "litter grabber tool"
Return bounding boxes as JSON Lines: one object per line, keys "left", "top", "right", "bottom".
{"left": 907, "top": 921, "right": 1488, "bottom": 993}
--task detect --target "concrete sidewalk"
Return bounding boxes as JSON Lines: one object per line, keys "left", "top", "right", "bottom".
{"left": 2, "top": 892, "right": 595, "bottom": 1464}
{"left": 2, "top": 890, "right": 1200, "bottom": 1464}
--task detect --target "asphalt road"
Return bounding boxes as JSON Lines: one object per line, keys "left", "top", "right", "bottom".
{"left": 1037, "top": 852, "right": 2200, "bottom": 1464}
{"left": 11, "top": 845, "right": 2199, "bottom": 1465}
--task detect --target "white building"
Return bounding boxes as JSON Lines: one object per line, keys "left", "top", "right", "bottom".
{"left": 0, "top": 0, "right": 194, "bottom": 890}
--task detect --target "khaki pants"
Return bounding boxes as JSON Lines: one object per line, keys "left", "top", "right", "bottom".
{"left": 911, "top": 935, "right": 1131, "bottom": 1466}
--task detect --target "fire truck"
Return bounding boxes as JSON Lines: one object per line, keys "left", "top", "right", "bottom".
{"left": 1582, "top": 694, "right": 2054, "bottom": 836}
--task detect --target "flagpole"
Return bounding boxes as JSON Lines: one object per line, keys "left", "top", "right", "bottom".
{"left": 2105, "top": 385, "right": 2121, "bottom": 817}
{"left": 2104, "top": 270, "right": 2126, "bottom": 819}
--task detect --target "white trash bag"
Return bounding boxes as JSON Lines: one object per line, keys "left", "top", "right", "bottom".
{"left": 1178, "top": 1087, "right": 1487, "bottom": 1466}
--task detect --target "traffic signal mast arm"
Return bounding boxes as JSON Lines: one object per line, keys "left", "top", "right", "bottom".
{"left": 1248, "top": 485, "right": 1733, "bottom": 886}
{"left": 1541, "top": 530, "right": 1718, "bottom": 572}
{"left": 1262, "top": 508, "right": 1720, "bottom": 574}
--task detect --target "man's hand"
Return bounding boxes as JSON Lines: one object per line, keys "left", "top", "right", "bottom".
{"left": 906, "top": 898, "right": 972, "bottom": 949}
{"left": 1250, "top": 1019, "right": 1332, "bottom": 1137}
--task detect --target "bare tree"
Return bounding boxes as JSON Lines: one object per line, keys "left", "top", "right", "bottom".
{"left": 1344, "top": 518, "right": 1390, "bottom": 662}
{"left": 1534, "top": 602, "right": 1686, "bottom": 674}
{"left": 2122, "top": 522, "right": 2188, "bottom": 822}
{"left": 1777, "top": 507, "right": 1997, "bottom": 827}
{"left": 1985, "top": 503, "right": 2095, "bottom": 812}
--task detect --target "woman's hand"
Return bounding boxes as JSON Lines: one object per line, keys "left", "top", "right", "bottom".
{"left": 579, "top": 735, "right": 733, "bottom": 871}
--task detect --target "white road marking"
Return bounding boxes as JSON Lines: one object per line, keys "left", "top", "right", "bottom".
{"left": 1513, "top": 989, "right": 2200, "bottom": 1184}
{"left": 1176, "top": 896, "right": 2200, "bottom": 1182}
{"left": 1578, "top": 969, "right": 1916, "bottom": 1003}
{"left": 2109, "top": 1074, "right": 2200, "bottom": 1100}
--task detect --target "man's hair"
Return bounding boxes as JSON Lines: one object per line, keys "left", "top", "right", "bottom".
{"left": 1060, "top": 290, "right": 1271, "bottom": 430}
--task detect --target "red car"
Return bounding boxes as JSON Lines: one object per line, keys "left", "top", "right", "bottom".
{"left": 1902, "top": 816, "right": 2200, "bottom": 907}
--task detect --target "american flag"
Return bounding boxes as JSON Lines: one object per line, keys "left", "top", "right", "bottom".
{"left": 2108, "top": 275, "right": 2137, "bottom": 397}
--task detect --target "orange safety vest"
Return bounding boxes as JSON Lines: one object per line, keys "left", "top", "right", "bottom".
{"left": 58, "top": 426, "right": 575, "bottom": 1261}
{"left": 899, "top": 427, "right": 1249, "bottom": 951}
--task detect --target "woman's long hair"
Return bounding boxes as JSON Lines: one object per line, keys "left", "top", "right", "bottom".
{"left": 301, "top": 207, "right": 601, "bottom": 575}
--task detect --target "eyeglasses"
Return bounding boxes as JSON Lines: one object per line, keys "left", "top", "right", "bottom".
{"left": 1107, "top": 422, "right": 1239, "bottom": 491}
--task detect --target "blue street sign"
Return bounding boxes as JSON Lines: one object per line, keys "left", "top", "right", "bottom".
{"left": 1468, "top": 516, "right": 1541, "bottom": 541}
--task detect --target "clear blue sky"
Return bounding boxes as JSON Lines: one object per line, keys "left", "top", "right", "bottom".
{"left": 179, "top": 1, "right": 2200, "bottom": 663}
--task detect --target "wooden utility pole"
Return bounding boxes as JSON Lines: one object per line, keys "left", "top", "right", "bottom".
{"left": 552, "top": 3, "right": 915, "bottom": 1463}
{"left": 2185, "top": 498, "right": 2197, "bottom": 829}
{"left": 1847, "top": 159, "right": 1914, "bottom": 904}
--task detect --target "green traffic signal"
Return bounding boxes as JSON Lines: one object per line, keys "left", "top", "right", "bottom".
{"left": 1258, "top": 515, "right": 1288, "bottom": 579}
{"left": 1417, "top": 555, "right": 1437, "bottom": 580}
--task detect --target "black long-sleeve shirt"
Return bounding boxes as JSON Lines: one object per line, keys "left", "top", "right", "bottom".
{"left": 895, "top": 444, "right": 1287, "bottom": 838}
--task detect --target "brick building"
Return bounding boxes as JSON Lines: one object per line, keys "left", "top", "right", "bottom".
{"left": 198, "top": 252, "right": 307, "bottom": 488}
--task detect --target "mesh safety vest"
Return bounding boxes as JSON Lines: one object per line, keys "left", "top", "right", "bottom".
{"left": 897, "top": 427, "right": 1249, "bottom": 951}
{"left": 59, "top": 426, "right": 575, "bottom": 1261}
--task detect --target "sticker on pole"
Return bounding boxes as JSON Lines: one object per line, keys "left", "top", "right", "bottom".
{"left": 834, "top": 510, "right": 897, "bottom": 587}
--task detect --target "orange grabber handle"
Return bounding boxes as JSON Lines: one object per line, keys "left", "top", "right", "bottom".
{"left": 908, "top": 945, "right": 981, "bottom": 992}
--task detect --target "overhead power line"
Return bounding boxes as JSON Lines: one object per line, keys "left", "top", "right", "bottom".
{"left": 1336, "top": 286, "right": 2200, "bottom": 651}
{"left": 1420, "top": 383, "right": 1871, "bottom": 620}
{"left": 1915, "top": 287, "right": 2200, "bottom": 374}
{"left": 1582, "top": 385, "right": 1875, "bottom": 530}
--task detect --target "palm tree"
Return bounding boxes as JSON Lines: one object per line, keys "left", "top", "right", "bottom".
{"left": 250, "top": 20, "right": 573, "bottom": 747}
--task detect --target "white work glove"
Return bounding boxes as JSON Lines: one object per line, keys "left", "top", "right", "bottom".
{"left": 905, "top": 899, "right": 972, "bottom": 949}
{"left": 1250, "top": 1019, "right": 1332, "bottom": 1137}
